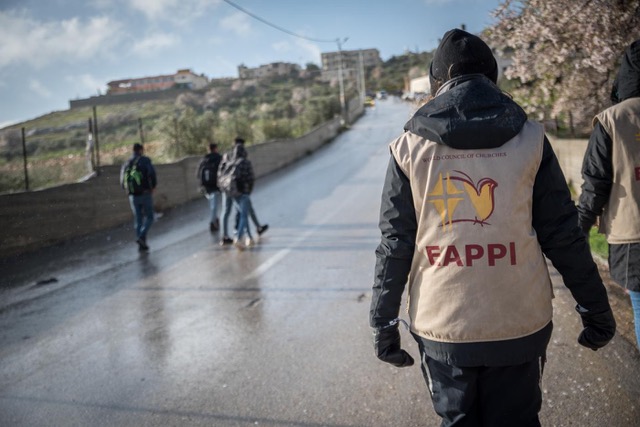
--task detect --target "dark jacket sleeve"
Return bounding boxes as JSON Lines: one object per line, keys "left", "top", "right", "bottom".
{"left": 370, "top": 155, "right": 417, "bottom": 328}
{"left": 577, "top": 122, "right": 613, "bottom": 232}
{"left": 146, "top": 158, "right": 157, "bottom": 190}
{"left": 532, "top": 137, "right": 611, "bottom": 313}
{"left": 246, "top": 161, "right": 254, "bottom": 193}
{"left": 236, "top": 159, "right": 254, "bottom": 194}
{"left": 196, "top": 157, "right": 205, "bottom": 180}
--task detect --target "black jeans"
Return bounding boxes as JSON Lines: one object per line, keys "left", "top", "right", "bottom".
{"left": 416, "top": 344, "right": 545, "bottom": 427}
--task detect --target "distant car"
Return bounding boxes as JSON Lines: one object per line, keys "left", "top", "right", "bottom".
{"left": 376, "top": 90, "right": 387, "bottom": 100}
{"left": 364, "top": 96, "right": 376, "bottom": 107}
{"left": 401, "top": 91, "right": 415, "bottom": 101}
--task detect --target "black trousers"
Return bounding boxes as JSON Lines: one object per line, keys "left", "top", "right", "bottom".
{"left": 416, "top": 345, "right": 545, "bottom": 426}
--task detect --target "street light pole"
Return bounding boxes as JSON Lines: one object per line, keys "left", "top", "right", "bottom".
{"left": 359, "top": 50, "right": 365, "bottom": 106}
{"left": 336, "top": 37, "right": 348, "bottom": 126}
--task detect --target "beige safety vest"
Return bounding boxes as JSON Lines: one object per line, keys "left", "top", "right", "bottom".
{"left": 390, "top": 120, "right": 553, "bottom": 343}
{"left": 594, "top": 98, "right": 640, "bottom": 244}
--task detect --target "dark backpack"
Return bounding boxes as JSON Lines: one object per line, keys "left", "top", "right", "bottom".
{"left": 123, "top": 157, "right": 145, "bottom": 195}
{"left": 217, "top": 157, "right": 241, "bottom": 198}
{"left": 200, "top": 159, "right": 218, "bottom": 188}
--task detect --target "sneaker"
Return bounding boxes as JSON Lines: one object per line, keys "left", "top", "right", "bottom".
{"left": 257, "top": 224, "right": 269, "bottom": 235}
{"left": 209, "top": 221, "right": 219, "bottom": 232}
{"left": 245, "top": 237, "right": 256, "bottom": 248}
{"left": 136, "top": 237, "right": 149, "bottom": 252}
{"left": 219, "top": 236, "right": 233, "bottom": 246}
{"left": 233, "top": 238, "right": 246, "bottom": 251}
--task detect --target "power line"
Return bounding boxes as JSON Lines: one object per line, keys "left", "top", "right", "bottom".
{"left": 221, "top": 0, "right": 340, "bottom": 44}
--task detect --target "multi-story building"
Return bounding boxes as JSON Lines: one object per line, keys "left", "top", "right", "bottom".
{"left": 107, "top": 69, "right": 209, "bottom": 95}
{"left": 238, "top": 62, "right": 301, "bottom": 80}
{"left": 320, "top": 48, "right": 381, "bottom": 82}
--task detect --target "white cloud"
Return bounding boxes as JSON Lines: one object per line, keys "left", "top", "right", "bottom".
{"left": 128, "top": 0, "right": 220, "bottom": 24}
{"left": 66, "top": 73, "right": 107, "bottom": 96}
{"left": 272, "top": 41, "right": 291, "bottom": 53}
{"left": 130, "top": 0, "right": 180, "bottom": 20}
{"left": 211, "top": 55, "right": 238, "bottom": 77}
{"left": 208, "top": 36, "right": 225, "bottom": 46}
{"left": 295, "top": 40, "right": 322, "bottom": 64}
{"left": 132, "top": 33, "right": 180, "bottom": 55}
{"left": 29, "top": 79, "right": 53, "bottom": 98}
{"left": 270, "top": 39, "right": 321, "bottom": 64}
{"left": 220, "top": 12, "right": 252, "bottom": 37}
{"left": 0, "top": 11, "right": 124, "bottom": 68}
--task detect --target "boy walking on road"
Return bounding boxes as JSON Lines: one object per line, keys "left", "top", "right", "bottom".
{"left": 197, "top": 143, "right": 222, "bottom": 232}
{"left": 121, "top": 143, "right": 157, "bottom": 252}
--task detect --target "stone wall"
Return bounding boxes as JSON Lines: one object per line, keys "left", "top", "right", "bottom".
{"left": 69, "top": 88, "right": 191, "bottom": 109}
{"left": 548, "top": 136, "right": 589, "bottom": 195}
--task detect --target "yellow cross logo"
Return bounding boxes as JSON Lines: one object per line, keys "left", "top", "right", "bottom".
{"left": 427, "top": 172, "right": 464, "bottom": 230}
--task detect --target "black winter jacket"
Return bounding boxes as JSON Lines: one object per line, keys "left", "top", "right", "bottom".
{"left": 370, "top": 75, "right": 612, "bottom": 366}
{"left": 230, "top": 143, "right": 254, "bottom": 195}
{"left": 197, "top": 152, "right": 222, "bottom": 193}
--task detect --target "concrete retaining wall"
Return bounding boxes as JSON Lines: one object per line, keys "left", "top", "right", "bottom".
{"left": 0, "top": 99, "right": 363, "bottom": 258}
{"left": 548, "top": 136, "right": 589, "bottom": 195}
{"left": 69, "top": 88, "right": 191, "bottom": 109}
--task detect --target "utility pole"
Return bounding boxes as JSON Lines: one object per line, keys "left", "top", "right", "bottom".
{"left": 92, "top": 106, "right": 101, "bottom": 175}
{"left": 21, "top": 127, "right": 29, "bottom": 191}
{"left": 359, "top": 51, "right": 366, "bottom": 106}
{"left": 336, "top": 37, "right": 348, "bottom": 126}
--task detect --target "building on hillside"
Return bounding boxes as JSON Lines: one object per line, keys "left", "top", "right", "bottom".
{"left": 238, "top": 62, "right": 301, "bottom": 80}
{"left": 320, "top": 48, "right": 381, "bottom": 82}
{"left": 107, "top": 69, "right": 209, "bottom": 95}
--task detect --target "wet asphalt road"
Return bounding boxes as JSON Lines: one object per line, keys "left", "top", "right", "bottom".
{"left": 1, "top": 99, "right": 639, "bottom": 427}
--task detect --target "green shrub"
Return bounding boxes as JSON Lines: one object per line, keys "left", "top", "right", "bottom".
{"left": 0, "top": 169, "right": 27, "bottom": 193}
{"left": 588, "top": 227, "right": 609, "bottom": 259}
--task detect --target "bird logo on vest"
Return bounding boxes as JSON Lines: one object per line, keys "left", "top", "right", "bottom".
{"left": 427, "top": 171, "right": 498, "bottom": 229}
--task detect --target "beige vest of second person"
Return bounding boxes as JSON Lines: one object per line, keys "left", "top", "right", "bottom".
{"left": 595, "top": 97, "right": 640, "bottom": 244}
{"left": 390, "top": 120, "right": 553, "bottom": 343}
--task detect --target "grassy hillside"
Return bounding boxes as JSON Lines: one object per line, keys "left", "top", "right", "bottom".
{"left": 0, "top": 52, "right": 432, "bottom": 194}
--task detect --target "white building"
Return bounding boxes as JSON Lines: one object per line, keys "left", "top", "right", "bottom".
{"left": 238, "top": 62, "right": 301, "bottom": 80}
{"left": 320, "top": 48, "right": 381, "bottom": 82}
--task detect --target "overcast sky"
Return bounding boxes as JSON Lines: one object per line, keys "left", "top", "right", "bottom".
{"left": 0, "top": 0, "right": 503, "bottom": 127}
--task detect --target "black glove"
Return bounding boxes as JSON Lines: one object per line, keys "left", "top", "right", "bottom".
{"left": 373, "top": 324, "right": 414, "bottom": 367}
{"left": 575, "top": 305, "right": 616, "bottom": 351}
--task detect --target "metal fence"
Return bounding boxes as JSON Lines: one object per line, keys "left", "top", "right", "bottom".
{"left": 0, "top": 106, "right": 149, "bottom": 194}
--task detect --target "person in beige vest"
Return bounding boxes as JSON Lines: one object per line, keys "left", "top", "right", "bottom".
{"left": 370, "top": 28, "right": 616, "bottom": 426}
{"left": 578, "top": 38, "right": 640, "bottom": 351}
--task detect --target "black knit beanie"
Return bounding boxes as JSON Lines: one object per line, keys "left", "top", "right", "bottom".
{"left": 429, "top": 28, "right": 498, "bottom": 95}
